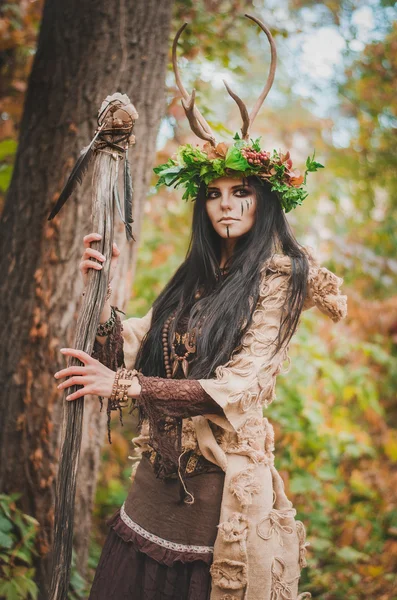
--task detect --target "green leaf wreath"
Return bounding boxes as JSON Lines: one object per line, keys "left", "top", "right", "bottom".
{"left": 153, "top": 133, "right": 324, "bottom": 213}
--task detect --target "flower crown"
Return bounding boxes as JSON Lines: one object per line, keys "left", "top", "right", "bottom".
{"left": 154, "top": 134, "right": 323, "bottom": 213}
{"left": 155, "top": 15, "right": 324, "bottom": 213}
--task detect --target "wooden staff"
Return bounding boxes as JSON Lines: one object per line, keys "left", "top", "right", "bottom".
{"left": 48, "top": 93, "right": 138, "bottom": 599}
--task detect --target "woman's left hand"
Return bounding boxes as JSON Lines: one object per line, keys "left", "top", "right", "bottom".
{"left": 54, "top": 348, "right": 116, "bottom": 401}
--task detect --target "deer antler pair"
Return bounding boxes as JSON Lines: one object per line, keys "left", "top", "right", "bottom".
{"left": 172, "top": 14, "right": 277, "bottom": 146}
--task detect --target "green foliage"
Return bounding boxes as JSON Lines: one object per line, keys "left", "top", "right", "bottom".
{"left": 154, "top": 138, "right": 324, "bottom": 212}
{"left": 0, "top": 494, "right": 39, "bottom": 600}
{"left": 0, "top": 495, "right": 89, "bottom": 599}
{"left": 267, "top": 311, "right": 397, "bottom": 598}
{"left": 68, "top": 551, "right": 88, "bottom": 600}
{"left": 0, "top": 139, "right": 17, "bottom": 195}
{"left": 0, "top": 139, "right": 17, "bottom": 162}
{"left": 173, "top": 0, "right": 255, "bottom": 70}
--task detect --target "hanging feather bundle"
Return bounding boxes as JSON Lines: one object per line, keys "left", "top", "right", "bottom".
{"left": 48, "top": 126, "right": 103, "bottom": 221}
{"left": 113, "top": 152, "right": 135, "bottom": 242}
{"left": 47, "top": 94, "right": 137, "bottom": 242}
{"left": 123, "top": 147, "right": 135, "bottom": 241}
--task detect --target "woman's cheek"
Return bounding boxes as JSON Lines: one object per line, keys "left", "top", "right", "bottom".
{"left": 206, "top": 204, "right": 218, "bottom": 229}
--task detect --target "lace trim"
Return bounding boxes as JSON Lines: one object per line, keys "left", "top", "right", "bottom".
{"left": 119, "top": 502, "right": 214, "bottom": 554}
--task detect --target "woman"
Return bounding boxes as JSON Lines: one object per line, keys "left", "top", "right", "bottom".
{"left": 54, "top": 16, "right": 348, "bottom": 600}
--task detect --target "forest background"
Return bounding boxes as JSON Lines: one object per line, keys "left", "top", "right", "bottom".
{"left": 0, "top": 0, "right": 396, "bottom": 599}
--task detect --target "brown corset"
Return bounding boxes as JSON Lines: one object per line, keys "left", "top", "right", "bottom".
{"left": 91, "top": 308, "right": 224, "bottom": 482}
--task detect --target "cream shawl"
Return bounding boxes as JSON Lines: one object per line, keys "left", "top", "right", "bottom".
{"left": 120, "top": 246, "right": 348, "bottom": 600}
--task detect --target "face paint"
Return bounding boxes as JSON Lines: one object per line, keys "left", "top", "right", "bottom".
{"left": 205, "top": 177, "right": 257, "bottom": 241}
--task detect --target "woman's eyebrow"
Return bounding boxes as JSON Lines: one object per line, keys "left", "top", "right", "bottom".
{"left": 207, "top": 184, "right": 252, "bottom": 191}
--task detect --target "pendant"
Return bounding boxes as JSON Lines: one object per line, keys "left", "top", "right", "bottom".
{"left": 185, "top": 329, "right": 197, "bottom": 353}
{"left": 181, "top": 357, "right": 189, "bottom": 377}
{"left": 172, "top": 358, "right": 179, "bottom": 377}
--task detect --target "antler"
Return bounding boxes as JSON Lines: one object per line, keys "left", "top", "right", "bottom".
{"left": 172, "top": 23, "right": 217, "bottom": 147}
{"left": 223, "top": 14, "right": 277, "bottom": 141}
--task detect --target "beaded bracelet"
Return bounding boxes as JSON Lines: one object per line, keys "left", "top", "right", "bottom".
{"left": 96, "top": 305, "right": 117, "bottom": 337}
{"left": 109, "top": 367, "right": 138, "bottom": 410}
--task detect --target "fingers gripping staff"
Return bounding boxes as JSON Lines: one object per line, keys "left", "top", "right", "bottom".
{"left": 48, "top": 94, "right": 138, "bottom": 600}
{"left": 54, "top": 348, "right": 116, "bottom": 402}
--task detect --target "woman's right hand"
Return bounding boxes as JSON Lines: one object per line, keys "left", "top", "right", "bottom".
{"left": 80, "top": 232, "right": 121, "bottom": 288}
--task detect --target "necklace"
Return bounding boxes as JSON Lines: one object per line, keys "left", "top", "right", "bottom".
{"left": 162, "top": 311, "right": 176, "bottom": 379}
{"left": 162, "top": 309, "right": 198, "bottom": 378}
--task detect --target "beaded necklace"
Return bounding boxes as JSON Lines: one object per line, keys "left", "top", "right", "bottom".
{"left": 162, "top": 310, "right": 196, "bottom": 378}
{"left": 162, "top": 267, "right": 229, "bottom": 378}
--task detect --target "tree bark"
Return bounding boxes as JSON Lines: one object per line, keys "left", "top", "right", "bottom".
{"left": 0, "top": 0, "right": 173, "bottom": 597}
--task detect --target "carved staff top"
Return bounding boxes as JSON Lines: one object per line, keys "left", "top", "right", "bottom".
{"left": 48, "top": 92, "right": 139, "bottom": 241}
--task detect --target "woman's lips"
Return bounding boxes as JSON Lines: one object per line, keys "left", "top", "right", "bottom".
{"left": 219, "top": 218, "right": 240, "bottom": 223}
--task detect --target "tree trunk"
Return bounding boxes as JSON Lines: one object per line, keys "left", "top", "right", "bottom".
{"left": 0, "top": 0, "right": 173, "bottom": 597}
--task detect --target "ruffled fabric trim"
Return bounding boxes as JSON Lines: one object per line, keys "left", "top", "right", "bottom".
{"left": 106, "top": 506, "right": 214, "bottom": 567}
{"left": 303, "top": 246, "right": 348, "bottom": 322}
{"left": 262, "top": 248, "right": 348, "bottom": 323}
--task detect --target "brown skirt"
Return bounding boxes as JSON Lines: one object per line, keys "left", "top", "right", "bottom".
{"left": 88, "top": 456, "right": 225, "bottom": 600}
{"left": 88, "top": 510, "right": 212, "bottom": 600}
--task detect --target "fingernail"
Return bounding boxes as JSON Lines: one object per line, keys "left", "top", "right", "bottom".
{"left": 66, "top": 395, "right": 71, "bottom": 400}
{"left": 60, "top": 348, "right": 66, "bottom": 352}
{"left": 100, "top": 255, "right": 105, "bottom": 260}
{"left": 54, "top": 373, "right": 58, "bottom": 378}
{"left": 57, "top": 384, "right": 61, "bottom": 389}
{"left": 95, "top": 234, "right": 102, "bottom": 238}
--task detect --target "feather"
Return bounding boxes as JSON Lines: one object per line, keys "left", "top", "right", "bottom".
{"left": 47, "top": 127, "right": 102, "bottom": 220}
{"left": 114, "top": 157, "right": 135, "bottom": 243}
{"left": 113, "top": 160, "right": 124, "bottom": 224}
{"left": 123, "top": 149, "right": 135, "bottom": 242}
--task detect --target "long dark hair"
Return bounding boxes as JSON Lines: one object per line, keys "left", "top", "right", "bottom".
{"left": 135, "top": 176, "right": 309, "bottom": 379}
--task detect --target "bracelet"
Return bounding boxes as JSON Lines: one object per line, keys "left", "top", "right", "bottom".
{"left": 96, "top": 305, "right": 117, "bottom": 337}
{"left": 109, "top": 367, "right": 138, "bottom": 410}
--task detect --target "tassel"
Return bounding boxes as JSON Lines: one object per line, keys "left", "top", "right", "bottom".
{"left": 48, "top": 126, "right": 103, "bottom": 220}
{"left": 123, "top": 148, "right": 135, "bottom": 242}
{"left": 177, "top": 450, "right": 195, "bottom": 505}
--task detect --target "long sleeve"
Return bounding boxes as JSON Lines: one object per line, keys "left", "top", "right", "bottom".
{"left": 121, "top": 307, "right": 154, "bottom": 370}
{"left": 135, "top": 373, "right": 225, "bottom": 419}
{"left": 197, "top": 248, "right": 348, "bottom": 434}
{"left": 301, "top": 245, "right": 348, "bottom": 322}
{"left": 91, "top": 306, "right": 224, "bottom": 418}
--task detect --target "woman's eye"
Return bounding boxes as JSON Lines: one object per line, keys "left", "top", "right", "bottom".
{"left": 207, "top": 189, "right": 251, "bottom": 199}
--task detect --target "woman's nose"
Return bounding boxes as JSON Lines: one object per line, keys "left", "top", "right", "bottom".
{"left": 219, "top": 192, "right": 233, "bottom": 209}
